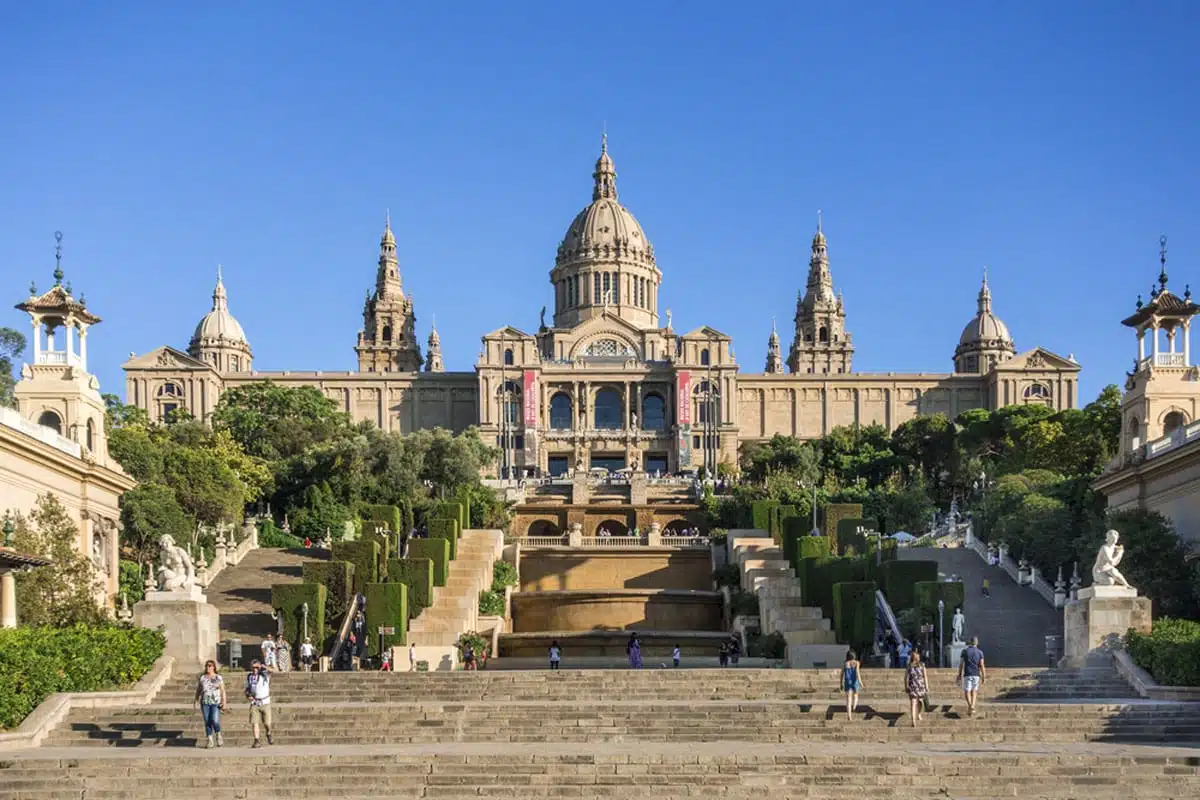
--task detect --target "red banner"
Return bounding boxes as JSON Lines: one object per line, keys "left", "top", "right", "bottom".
{"left": 523, "top": 370, "right": 537, "bottom": 427}
{"left": 677, "top": 371, "right": 692, "bottom": 425}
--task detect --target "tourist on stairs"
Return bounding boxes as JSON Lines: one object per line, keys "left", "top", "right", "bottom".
{"left": 905, "top": 651, "right": 928, "bottom": 728}
{"left": 193, "top": 660, "right": 227, "bottom": 748}
{"left": 841, "top": 650, "right": 864, "bottom": 720}
{"left": 957, "top": 636, "right": 986, "bottom": 716}
{"left": 549, "top": 640, "right": 562, "bottom": 670}
{"left": 626, "top": 632, "right": 643, "bottom": 669}
{"left": 245, "top": 659, "right": 274, "bottom": 748}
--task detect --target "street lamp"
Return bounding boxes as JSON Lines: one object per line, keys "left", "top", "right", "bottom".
{"left": 937, "top": 599, "right": 945, "bottom": 667}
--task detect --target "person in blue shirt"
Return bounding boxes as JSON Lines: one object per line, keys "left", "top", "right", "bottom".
{"left": 957, "top": 636, "right": 987, "bottom": 716}
{"left": 841, "top": 650, "right": 864, "bottom": 720}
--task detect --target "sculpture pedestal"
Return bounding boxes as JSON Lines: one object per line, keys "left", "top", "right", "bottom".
{"left": 945, "top": 641, "right": 967, "bottom": 670}
{"left": 1061, "top": 585, "right": 1151, "bottom": 668}
{"left": 133, "top": 590, "right": 220, "bottom": 668}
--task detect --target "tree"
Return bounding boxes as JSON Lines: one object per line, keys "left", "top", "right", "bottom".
{"left": 11, "top": 494, "right": 107, "bottom": 626}
{"left": 821, "top": 423, "right": 895, "bottom": 489}
{"left": 890, "top": 414, "right": 956, "bottom": 501}
{"left": 119, "top": 483, "right": 192, "bottom": 565}
{"left": 1077, "top": 509, "right": 1197, "bottom": 618}
{"left": 102, "top": 394, "right": 150, "bottom": 432}
{"left": 0, "top": 327, "right": 26, "bottom": 408}
{"left": 213, "top": 382, "right": 352, "bottom": 461}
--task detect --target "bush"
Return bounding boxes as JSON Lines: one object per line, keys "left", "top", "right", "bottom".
{"left": 270, "top": 582, "right": 327, "bottom": 654}
{"left": 259, "top": 521, "right": 303, "bottom": 549}
{"left": 800, "top": 555, "right": 871, "bottom": 618}
{"left": 389, "top": 557, "right": 433, "bottom": 617}
{"left": 833, "top": 581, "right": 876, "bottom": 656}
{"left": 409, "top": 537, "right": 450, "bottom": 587}
{"left": 301, "top": 560, "right": 355, "bottom": 618}
{"left": 731, "top": 590, "right": 760, "bottom": 617}
{"left": 332, "top": 540, "right": 380, "bottom": 595}
{"left": 709, "top": 527, "right": 728, "bottom": 545}
{"left": 712, "top": 564, "right": 741, "bottom": 589}
{"left": 365, "top": 582, "right": 408, "bottom": 657}
{"left": 751, "top": 500, "right": 777, "bottom": 534}
{"left": 456, "top": 630, "right": 489, "bottom": 660}
{"left": 782, "top": 517, "right": 808, "bottom": 567}
{"left": 360, "top": 504, "right": 402, "bottom": 535}
{"left": 478, "top": 590, "right": 504, "bottom": 616}
{"left": 362, "top": 530, "right": 391, "bottom": 579}
{"left": 746, "top": 631, "right": 786, "bottom": 659}
{"left": 0, "top": 624, "right": 166, "bottom": 730}
{"left": 492, "top": 561, "right": 518, "bottom": 592}
{"left": 119, "top": 560, "right": 146, "bottom": 605}
{"left": 429, "top": 517, "right": 460, "bottom": 560}
{"left": 1125, "top": 617, "right": 1200, "bottom": 686}
{"left": 879, "top": 560, "right": 939, "bottom": 612}
{"left": 823, "top": 503, "right": 863, "bottom": 555}
{"left": 435, "top": 501, "right": 468, "bottom": 533}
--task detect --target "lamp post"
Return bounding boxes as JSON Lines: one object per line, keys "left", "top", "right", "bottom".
{"left": 937, "top": 599, "right": 945, "bottom": 667}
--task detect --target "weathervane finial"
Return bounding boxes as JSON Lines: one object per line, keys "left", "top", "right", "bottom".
{"left": 53, "top": 231, "right": 64, "bottom": 284}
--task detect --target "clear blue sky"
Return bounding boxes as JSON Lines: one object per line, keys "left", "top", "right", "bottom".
{"left": 2, "top": 2, "right": 1197, "bottom": 405}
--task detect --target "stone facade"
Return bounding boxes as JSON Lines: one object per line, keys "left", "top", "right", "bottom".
{"left": 124, "top": 138, "right": 1080, "bottom": 476}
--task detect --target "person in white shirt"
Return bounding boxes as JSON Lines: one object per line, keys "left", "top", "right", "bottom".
{"left": 409, "top": 643, "right": 416, "bottom": 672}
{"left": 548, "top": 640, "right": 561, "bottom": 671}
{"left": 244, "top": 660, "right": 273, "bottom": 747}
{"left": 299, "top": 638, "right": 315, "bottom": 671}
{"left": 260, "top": 634, "right": 277, "bottom": 669}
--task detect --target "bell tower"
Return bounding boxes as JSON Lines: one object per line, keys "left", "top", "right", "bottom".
{"left": 356, "top": 214, "right": 423, "bottom": 373}
{"left": 788, "top": 214, "right": 854, "bottom": 374}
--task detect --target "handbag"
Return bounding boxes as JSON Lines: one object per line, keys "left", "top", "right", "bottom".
{"left": 922, "top": 694, "right": 934, "bottom": 713}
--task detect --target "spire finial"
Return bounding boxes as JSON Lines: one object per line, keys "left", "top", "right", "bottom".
{"left": 53, "top": 231, "right": 64, "bottom": 285}
{"left": 386, "top": 208, "right": 391, "bottom": 231}
{"left": 982, "top": 265, "right": 988, "bottom": 286}
{"left": 1159, "top": 234, "right": 1169, "bottom": 290}
{"left": 592, "top": 130, "right": 617, "bottom": 201}
{"left": 431, "top": 313, "right": 436, "bottom": 330}
{"left": 217, "top": 263, "right": 224, "bottom": 284}
{"left": 817, "top": 209, "right": 822, "bottom": 234}
{"left": 772, "top": 316, "right": 777, "bottom": 334}
{"left": 601, "top": 123, "right": 607, "bottom": 155}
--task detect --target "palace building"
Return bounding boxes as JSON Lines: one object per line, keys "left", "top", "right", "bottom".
{"left": 123, "top": 138, "right": 1080, "bottom": 477}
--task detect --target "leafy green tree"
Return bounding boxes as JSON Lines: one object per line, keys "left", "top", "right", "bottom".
{"left": 213, "top": 382, "right": 352, "bottom": 461}
{"left": 891, "top": 414, "right": 956, "bottom": 501}
{"left": 119, "top": 483, "right": 192, "bottom": 565}
{"left": 0, "top": 327, "right": 25, "bottom": 409}
{"left": 102, "top": 394, "right": 149, "bottom": 432}
{"left": 290, "top": 482, "right": 351, "bottom": 541}
{"left": 11, "top": 494, "right": 107, "bottom": 627}
{"left": 821, "top": 423, "right": 895, "bottom": 489}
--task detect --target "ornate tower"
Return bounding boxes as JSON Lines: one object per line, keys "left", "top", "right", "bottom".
{"left": 788, "top": 215, "right": 853, "bottom": 374}
{"left": 954, "top": 271, "right": 1015, "bottom": 374}
{"left": 189, "top": 266, "right": 253, "bottom": 373}
{"left": 13, "top": 233, "right": 113, "bottom": 468}
{"left": 356, "top": 215, "right": 422, "bottom": 373}
{"left": 425, "top": 318, "right": 444, "bottom": 373}
{"left": 550, "top": 135, "right": 661, "bottom": 330}
{"left": 764, "top": 319, "right": 784, "bottom": 374}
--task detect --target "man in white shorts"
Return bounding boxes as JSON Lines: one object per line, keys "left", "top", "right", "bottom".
{"left": 957, "top": 636, "right": 986, "bottom": 716}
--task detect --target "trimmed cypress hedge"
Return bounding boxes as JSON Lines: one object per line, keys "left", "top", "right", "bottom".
{"left": 301, "top": 560, "right": 355, "bottom": 617}
{"left": 409, "top": 537, "right": 450, "bottom": 587}
{"left": 750, "top": 500, "right": 777, "bottom": 533}
{"left": 913, "top": 580, "right": 966, "bottom": 629}
{"left": 365, "top": 582, "right": 408, "bottom": 656}
{"left": 436, "top": 501, "right": 468, "bottom": 533}
{"left": 271, "top": 582, "right": 327, "bottom": 654}
{"left": 360, "top": 504, "right": 402, "bottom": 535}
{"left": 363, "top": 530, "right": 391, "bottom": 579}
{"left": 400, "top": 499, "right": 415, "bottom": 535}
{"left": 429, "top": 517, "right": 460, "bottom": 560}
{"left": 836, "top": 518, "right": 878, "bottom": 557}
{"left": 454, "top": 490, "right": 472, "bottom": 530}
{"left": 782, "top": 516, "right": 809, "bottom": 567}
{"left": 388, "top": 557, "right": 433, "bottom": 617}
{"left": 833, "top": 581, "right": 877, "bottom": 656}
{"left": 799, "top": 555, "right": 871, "bottom": 619}
{"left": 879, "top": 560, "right": 939, "bottom": 612}
{"left": 798, "top": 535, "right": 831, "bottom": 562}
{"left": 332, "top": 540, "right": 380, "bottom": 594}
{"left": 822, "top": 503, "right": 863, "bottom": 555}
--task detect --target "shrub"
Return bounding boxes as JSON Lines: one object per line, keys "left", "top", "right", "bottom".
{"left": 751, "top": 500, "right": 777, "bottom": 534}
{"left": 259, "top": 521, "right": 303, "bottom": 549}
{"left": 836, "top": 518, "right": 878, "bottom": 557}
{"left": 435, "top": 501, "right": 468, "bottom": 533}
{"left": 301, "top": 560, "right": 355, "bottom": 618}
{"left": 746, "top": 631, "right": 787, "bottom": 659}
{"left": 0, "top": 624, "right": 165, "bottom": 730}
{"left": 800, "top": 554, "right": 870, "bottom": 618}
{"left": 712, "top": 564, "right": 741, "bottom": 589}
{"left": 409, "top": 537, "right": 450, "bottom": 587}
{"left": 456, "top": 630, "right": 488, "bottom": 660}
{"left": 429, "top": 517, "right": 460, "bottom": 560}
{"left": 731, "top": 590, "right": 760, "bottom": 617}
{"left": 833, "top": 581, "right": 876, "bottom": 656}
{"left": 709, "top": 527, "right": 728, "bottom": 545}
{"left": 270, "top": 582, "right": 327, "bottom": 654}
{"left": 362, "top": 530, "right": 391, "bottom": 579}
{"left": 360, "top": 504, "right": 402, "bottom": 535}
{"left": 332, "top": 540, "right": 380, "bottom": 595}
{"left": 119, "top": 560, "right": 146, "bottom": 605}
{"left": 478, "top": 590, "right": 504, "bottom": 616}
{"left": 823, "top": 503, "right": 863, "bottom": 555}
{"left": 798, "top": 536, "right": 831, "bottom": 562}
{"left": 1125, "top": 617, "right": 1200, "bottom": 687}
{"left": 388, "top": 557, "right": 433, "bottom": 617}
{"left": 879, "top": 560, "right": 939, "bottom": 612}
{"left": 492, "top": 561, "right": 518, "bottom": 592}
{"left": 365, "top": 582, "right": 408, "bottom": 657}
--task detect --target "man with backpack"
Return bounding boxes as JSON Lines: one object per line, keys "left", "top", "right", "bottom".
{"left": 245, "top": 660, "right": 274, "bottom": 747}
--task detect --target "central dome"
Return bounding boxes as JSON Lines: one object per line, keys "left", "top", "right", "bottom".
{"left": 191, "top": 272, "right": 247, "bottom": 345}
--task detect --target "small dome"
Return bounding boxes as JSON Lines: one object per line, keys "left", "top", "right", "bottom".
{"left": 191, "top": 271, "right": 248, "bottom": 346}
{"left": 957, "top": 273, "right": 1013, "bottom": 348}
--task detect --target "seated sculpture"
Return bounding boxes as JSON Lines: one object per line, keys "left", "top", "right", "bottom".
{"left": 156, "top": 534, "right": 196, "bottom": 592}
{"left": 1091, "top": 529, "right": 1132, "bottom": 588}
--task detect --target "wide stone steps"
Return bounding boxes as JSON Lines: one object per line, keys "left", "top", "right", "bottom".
{"left": 408, "top": 530, "right": 503, "bottom": 648}
{"left": 41, "top": 702, "right": 1200, "bottom": 748}
{"left": 2, "top": 751, "right": 1198, "bottom": 799}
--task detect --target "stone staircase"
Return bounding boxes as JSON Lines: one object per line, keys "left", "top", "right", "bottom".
{"left": 5, "top": 667, "right": 1199, "bottom": 798}
{"left": 204, "top": 546, "right": 326, "bottom": 645}
{"left": 407, "top": 529, "right": 504, "bottom": 659}
{"left": 730, "top": 533, "right": 844, "bottom": 667}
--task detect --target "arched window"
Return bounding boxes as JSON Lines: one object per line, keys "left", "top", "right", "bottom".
{"left": 37, "top": 410, "right": 62, "bottom": 434}
{"left": 819, "top": 327, "right": 829, "bottom": 343}
{"left": 612, "top": 273, "right": 620, "bottom": 304}
{"left": 642, "top": 394, "right": 666, "bottom": 430}
{"left": 1164, "top": 411, "right": 1187, "bottom": 436}
{"left": 1128, "top": 417, "right": 1141, "bottom": 449}
{"left": 700, "top": 348, "right": 710, "bottom": 366}
{"left": 694, "top": 381, "right": 720, "bottom": 425}
{"left": 503, "top": 348, "right": 514, "bottom": 366}
{"left": 593, "top": 388, "right": 623, "bottom": 430}
{"left": 549, "top": 393, "right": 573, "bottom": 430}
{"left": 230, "top": 355, "right": 240, "bottom": 372}
{"left": 602, "top": 272, "right": 611, "bottom": 303}
{"left": 498, "top": 380, "right": 521, "bottom": 425}
{"left": 1023, "top": 383, "right": 1050, "bottom": 400}
{"left": 85, "top": 418, "right": 95, "bottom": 451}
{"left": 158, "top": 383, "right": 182, "bottom": 397}
{"left": 382, "top": 325, "right": 392, "bottom": 343}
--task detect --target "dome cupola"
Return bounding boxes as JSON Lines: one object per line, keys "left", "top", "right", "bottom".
{"left": 954, "top": 270, "right": 1015, "bottom": 374}
{"left": 189, "top": 266, "right": 253, "bottom": 373}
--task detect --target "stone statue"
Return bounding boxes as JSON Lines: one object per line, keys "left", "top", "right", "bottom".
{"left": 1092, "top": 529, "right": 1132, "bottom": 588}
{"left": 155, "top": 534, "right": 196, "bottom": 592}
{"left": 539, "top": 306, "right": 547, "bottom": 329}
{"left": 665, "top": 308, "right": 673, "bottom": 329}
{"left": 951, "top": 607, "right": 965, "bottom": 644}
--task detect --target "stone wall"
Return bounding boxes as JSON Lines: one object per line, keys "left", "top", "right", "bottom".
{"left": 511, "top": 505, "right": 704, "bottom": 539}
{"left": 519, "top": 548, "right": 712, "bottom": 592}
{"left": 510, "top": 588, "right": 723, "bottom": 632}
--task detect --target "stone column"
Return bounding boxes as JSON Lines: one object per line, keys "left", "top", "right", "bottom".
{"left": 31, "top": 317, "right": 40, "bottom": 362}
{"left": 1185, "top": 320, "right": 1192, "bottom": 367}
{"left": 1152, "top": 323, "right": 1160, "bottom": 358}
{"left": 1137, "top": 328, "right": 1146, "bottom": 362}
{"left": 1, "top": 571, "right": 17, "bottom": 628}
{"left": 65, "top": 320, "right": 75, "bottom": 363}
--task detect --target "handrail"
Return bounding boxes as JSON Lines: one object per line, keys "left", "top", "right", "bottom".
{"left": 875, "top": 589, "right": 903, "bottom": 650}
{"left": 328, "top": 593, "right": 362, "bottom": 667}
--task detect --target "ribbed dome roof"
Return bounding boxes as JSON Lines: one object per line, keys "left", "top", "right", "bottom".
{"left": 555, "top": 136, "right": 656, "bottom": 269}
{"left": 958, "top": 274, "right": 1012, "bottom": 347}
{"left": 191, "top": 269, "right": 247, "bottom": 346}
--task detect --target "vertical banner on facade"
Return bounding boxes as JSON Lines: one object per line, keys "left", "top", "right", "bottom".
{"left": 676, "top": 371, "right": 692, "bottom": 468}
{"left": 523, "top": 370, "right": 538, "bottom": 427}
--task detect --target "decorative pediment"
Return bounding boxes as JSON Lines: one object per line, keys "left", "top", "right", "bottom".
{"left": 481, "top": 325, "right": 534, "bottom": 342}
{"left": 680, "top": 325, "right": 731, "bottom": 341}
{"left": 122, "top": 346, "right": 213, "bottom": 372}
{"left": 996, "top": 347, "right": 1080, "bottom": 372}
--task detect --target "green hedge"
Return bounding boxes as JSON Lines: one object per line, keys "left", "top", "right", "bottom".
{"left": 0, "top": 624, "right": 165, "bottom": 730}
{"left": 301, "top": 560, "right": 355, "bottom": 618}
{"left": 1125, "top": 617, "right": 1200, "bottom": 687}
{"left": 782, "top": 517, "right": 808, "bottom": 568}
{"left": 751, "top": 500, "right": 778, "bottom": 534}
{"left": 879, "top": 560, "right": 939, "bottom": 612}
{"left": 492, "top": 560, "right": 518, "bottom": 592}
{"left": 453, "top": 490, "right": 472, "bottom": 531}
{"left": 429, "top": 517, "right": 460, "bottom": 560}
{"left": 259, "top": 520, "right": 303, "bottom": 549}
{"left": 479, "top": 590, "right": 504, "bottom": 616}
{"left": 360, "top": 504, "right": 402, "bottom": 535}
{"left": 388, "top": 557, "right": 433, "bottom": 617}
{"left": 435, "top": 501, "right": 468, "bottom": 534}
{"left": 365, "top": 582, "right": 408, "bottom": 656}
{"left": 332, "top": 540, "right": 380, "bottom": 595}
{"left": 836, "top": 518, "right": 878, "bottom": 557}
{"left": 800, "top": 555, "right": 872, "bottom": 619}
{"left": 270, "top": 582, "right": 327, "bottom": 654}
{"left": 363, "top": 530, "right": 392, "bottom": 579}
{"left": 833, "top": 582, "right": 877, "bottom": 656}
{"left": 912, "top": 580, "right": 966, "bottom": 630}
{"left": 409, "top": 537, "right": 450, "bottom": 587}
{"left": 823, "top": 503, "right": 863, "bottom": 556}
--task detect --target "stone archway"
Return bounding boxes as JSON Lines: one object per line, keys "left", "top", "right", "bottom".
{"left": 595, "top": 519, "right": 629, "bottom": 537}
{"left": 663, "top": 519, "right": 691, "bottom": 536}
{"left": 527, "top": 519, "right": 559, "bottom": 538}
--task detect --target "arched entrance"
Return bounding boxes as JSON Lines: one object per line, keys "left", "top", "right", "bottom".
{"left": 663, "top": 519, "right": 692, "bottom": 537}
{"left": 595, "top": 519, "right": 629, "bottom": 537}
{"left": 527, "top": 520, "right": 559, "bottom": 538}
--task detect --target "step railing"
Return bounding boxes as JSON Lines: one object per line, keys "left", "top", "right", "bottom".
{"left": 875, "top": 590, "right": 903, "bottom": 654}
{"left": 328, "top": 593, "right": 363, "bottom": 667}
